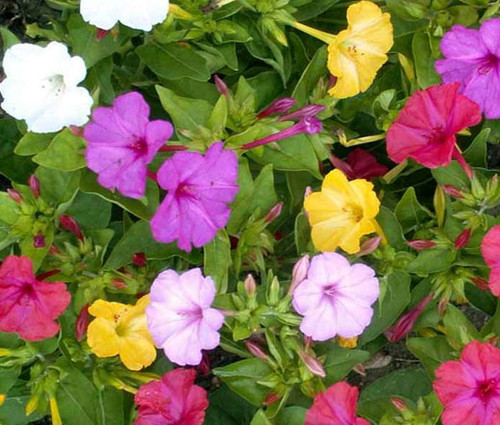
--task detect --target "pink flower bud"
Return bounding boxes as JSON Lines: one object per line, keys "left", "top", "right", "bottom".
{"left": 36, "top": 270, "right": 61, "bottom": 281}
{"left": 384, "top": 294, "right": 433, "bottom": 343}
{"left": 455, "top": 228, "right": 472, "bottom": 250}
{"left": 96, "top": 28, "right": 110, "bottom": 41}
{"left": 111, "top": 278, "right": 127, "bottom": 290}
{"left": 278, "top": 104, "right": 325, "bottom": 122}
{"left": 49, "top": 244, "right": 61, "bottom": 255}
{"left": 442, "top": 185, "right": 464, "bottom": 199}
{"left": 257, "top": 98, "right": 296, "bottom": 119}
{"left": 471, "top": 277, "right": 489, "bottom": 291}
{"left": 7, "top": 189, "right": 22, "bottom": 204}
{"left": 69, "top": 126, "right": 84, "bottom": 137}
{"left": 244, "top": 274, "right": 257, "bottom": 296}
{"left": 288, "top": 255, "right": 310, "bottom": 296}
{"left": 245, "top": 340, "right": 268, "bottom": 361}
{"left": 265, "top": 202, "right": 283, "bottom": 223}
{"left": 132, "top": 252, "right": 147, "bottom": 267}
{"left": 196, "top": 351, "right": 211, "bottom": 377}
{"left": 357, "top": 236, "right": 383, "bottom": 257}
{"left": 75, "top": 304, "right": 90, "bottom": 341}
{"left": 28, "top": 174, "right": 40, "bottom": 198}
{"left": 438, "top": 298, "right": 449, "bottom": 316}
{"left": 298, "top": 350, "right": 326, "bottom": 378}
{"left": 214, "top": 75, "right": 230, "bottom": 98}
{"left": 407, "top": 239, "right": 436, "bottom": 251}
{"left": 59, "top": 215, "right": 84, "bottom": 241}
{"left": 264, "top": 393, "right": 281, "bottom": 406}
{"left": 33, "top": 233, "right": 45, "bottom": 248}
{"left": 391, "top": 398, "right": 408, "bottom": 412}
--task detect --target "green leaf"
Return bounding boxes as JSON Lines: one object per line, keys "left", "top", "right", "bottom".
{"left": 64, "top": 191, "right": 112, "bottom": 230}
{"left": 323, "top": 344, "right": 371, "bottom": 385}
{"left": 36, "top": 167, "right": 80, "bottom": 206}
{"left": 407, "top": 249, "right": 455, "bottom": 274}
{"left": 137, "top": 43, "right": 211, "bottom": 82}
{"left": 431, "top": 161, "right": 470, "bottom": 188}
{"left": 20, "top": 224, "right": 54, "bottom": 271}
{"left": 443, "top": 304, "right": 480, "bottom": 349}
{"left": 464, "top": 128, "right": 490, "bottom": 167}
{"left": 0, "top": 192, "right": 20, "bottom": 225}
{"left": 204, "top": 229, "right": 232, "bottom": 294}
{"left": 0, "top": 394, "right": 41, "bottom": 425}
{"left": 276, "top": 407, "right": 307, "bottom": 425}
{"left": 14, "top": 132, "right": 54, "bottom": 156}
{"left": 250, "top": 409, "right": 273, "bottom": 425}
{"left": 360, "top": 271, "right": 411, "bottom": 344}
{"left": 33, "top": 129, "right": 86, "bottom": 171}
{"left": 394, "top": 187, "right": 432, "bottom": 233}
{"left": 0, "top": 367, "right": 19, "bottom": 395}
{"left": 0, "top": 27, "right": 20, "bottom": 50}
{"left": 376, "top": 206, "right": 406, "bottom": 250}
{"left": 412, "top": 32, "right": 441, "bottom": 89}
{"left": 205, "top": 385, "right": 257, "bottom": 425}
{"left": 406, "top": 337, "right": 455, "bottom": 377}
{"left": 214, "top": 358, "right": 273, "bottom": 406}
{"left": 292, "top": 46, "right": 328, "bottom": 105}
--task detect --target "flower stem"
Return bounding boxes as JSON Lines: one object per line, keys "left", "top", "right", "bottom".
{"left": 453, "top": 146, "right": 473, "bottom": 179}
{"left": 146, "top": 170, "right": 158, "bottom": 182}
{"left": 159, "top": 144, "right": 188, "bottom": 152}
{"left": 291, "top": 22, "right": 336, "bottom": 45}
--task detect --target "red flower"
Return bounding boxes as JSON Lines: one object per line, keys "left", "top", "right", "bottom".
{"left": 433, "top": 341, "right": 500, "bottom": 425}
{"left": 305, "top": 382, "right": 370, "bottom": 425}
{"left": 134, "top": 368, "right": 208, "bottom": 425}
{"left": 329, "top": 148, "right": 388, "bottom": 181}
{"left": 0, "top": 256, "right": 71, "bottom": 341}
{"left": 386, "top": 83, "right": 481, "bottom": 174}
{"left": 481, "top": 226, "right": 500, "bottom": 296}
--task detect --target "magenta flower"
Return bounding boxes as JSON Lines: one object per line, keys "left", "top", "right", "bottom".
{"left": 292, "top": 252, "right": 379, "bottom": 341}
{"left": 436, "top": 19, "right": 500, "bottom": 119}
{"left": 434, "top": 341, "right": 500, "bottom": 425}
{"left": 481, "top": 225, "right": 500, "bottom": 296}
{"left": 84, "top": 92, "right": 174, "bottom": 199}
{"left": 257, "top": 98, "right": 297, "bottom": 119}
{"left": 150, "top": 142, "right": 238, "bottom": 252}
{"left": 146, "top": 268, "right": 225, "bottom": 366}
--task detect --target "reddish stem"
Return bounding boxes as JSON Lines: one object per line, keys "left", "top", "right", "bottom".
{"left": 452, "top": 146, "right": 473, "bottom": 179}
{"left": 159, "top": 145, "right": 188, "bottom": 152}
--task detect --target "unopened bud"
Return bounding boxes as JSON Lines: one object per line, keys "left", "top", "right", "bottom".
{"left": 59, "top": 215, "right": 84, "bottom": 241}
{"left": 265, "top": 202, "right": 283, "bottom": 223}
{"left": 214, "top": 75, "right": 230, "bottom": 99}
{"left": 132, "top": 252, "right": 147, "bottom": 267}
{"left": 25, "top": 395, "right": 39, "bottom": 416}
{"left": 288, "top": 255, "right": 310, "bottom": 296}
{"left": 111, "top": 278, "right": 127, "bottom": 290}
{"left": 353, "top": 363, "right": 366, "bottom": 376}
{"left": 392, "top": 397, "right": 408, "bottom": 412}
{"left": 438, "top": 298, "right": 449, "bottom": 316}
{"left": 28, "top": 174, "right": 40, "bottom": 198}
{"left": 69, "top": 125, "right": 84, "bottom": 137}
{"left": 298, "top": 350, "right": 326, "bottom": 378}
{"left": 279, "top": 104, "right": 326, "bottom": 122}
{"left": 33, "top": 233, "right": 45, "bottom": 248}
{"left": 471, "top": 277, "right": 489, "bottom": 291}
{"left": 49, "top": 397, "right": 62, "bottom": 425}
{"left": 257, "top": 98, "right": 296, "bottom": 119}
{"left": 245, "top": 340, "right": 268, "bottom": 361}
{"left": 36, "top": 270, "right": 61, "bottom": 281}
{"left": 49, "top": 244, "right": 61, "bottom": 255}
{"left": 407, "top": 239, "right": 436, "bottom": 251}
{"left": 264, "top": 393, "right": 281, "bottom": 406}
{"left": 7, "top": 188, "right": 22, "bottom": 203}
{"left": 244, "top": 274, "right": 257, "bottom": 296}
{"left": 442, "top": 185, "right": 464, "bottom": 199}
{"left": 197, "top": 351, "right": 211, "bottom": 376}
{"left": 454, "top": 228, "right": 472, "bottom": 250}
{"left": 357, "top": 236, "right": 382, "bottom": 257}
{"left": 75, "top": 305, "right": 90, "bottom": 341}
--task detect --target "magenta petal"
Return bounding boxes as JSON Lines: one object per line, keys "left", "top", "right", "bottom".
{"left": 480, "top": 19, "right": 500, "bottom": 57}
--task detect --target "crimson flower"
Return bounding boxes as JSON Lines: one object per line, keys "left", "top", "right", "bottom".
{"left": 329, "top": 148, "right": 388, "bottom": 181}
{"left": 481, "top": 226, "right": 500, "bottom": 296}
{"left": 134, "top": 368, "right": 208, "bottom": 425}
{"left": 0, "top": 256, "right": 71, "bottom": 341}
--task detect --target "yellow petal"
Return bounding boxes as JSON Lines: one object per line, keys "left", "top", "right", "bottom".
{"left": 87, "top": 318, "right": 120, "bottom": 358}
{"left": 119, "top": 336, "right": 157, "bottom": 371}
{"left": 311, "top": 223, "right": 347, "bottom": 252}
{"left": 0, "top": 394, "right": 5, "bottom": 406}
{"left": 88, "top": 299, "right": 129, "bottom": 321}
{"left": 322, "top": 169, "right": 350, "bottom": 193}
{"left": 348, "top": 179, "right": 380, "bottom": 219}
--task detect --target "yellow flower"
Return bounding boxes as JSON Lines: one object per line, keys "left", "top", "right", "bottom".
{"left": 87, "top": 296, "right": 156, "bottom": 371}
{"left": 328, "top": 1, "right": 393, "bottom": 98}
{"left": 0, "top": 394, "right": 5, "bottom": 406}
{"left": 304, "top": 169, "right": 380, "bottom": 254}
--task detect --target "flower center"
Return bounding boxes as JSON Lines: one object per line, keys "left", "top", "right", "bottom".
{"left": 41, "top": 74, "right": 66, "bottom": 97}
{"left": 324, "top": 284, "right": 338, "bottom": 297}
{"left": 478, "top": 54, "right": 498, "bottom": 75}
{"left": 129, "top": 138, "right": 148, "bottom": 155}
{"left": 477, "top": 379, "right": 497, "bottom": 401}
{"left": 343, "top": 202, "right": 363, "bottom": 222}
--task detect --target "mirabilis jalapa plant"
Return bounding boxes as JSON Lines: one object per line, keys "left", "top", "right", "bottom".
{"left": 3, "top": 0, "right": 500, "bottom": 424}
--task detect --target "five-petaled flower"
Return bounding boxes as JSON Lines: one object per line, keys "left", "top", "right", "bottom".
{"left": 0, "top": 42, "right": 93, "bottom": 133}
{"left": 0, "top": 256, "right": 71, "bottom": 341}
{"left": 481, "top": 225, "right": 500, "bottom": 296}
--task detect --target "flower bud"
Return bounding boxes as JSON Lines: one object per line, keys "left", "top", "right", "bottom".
{"left": 49, "top": 244, "right": 61, "bottom": 255}
{"left": 471, "top": 277, "right": 489, "bottom": 291}
{"left": 438, "top": 298, "right": 449, "bottom": 316}
{"left": 442, "top": 185, "right": 464, "bottom": 199}
{"left": 264, "top": 393, "right": 281, "bottom": 406}
{"left": 288, "top": 255, "right": 310, "bottom": 296}
{"left": 279, "top": 104, "right": 325, "bottom": 122}
{"left": 36, "top": 270, "right": 61, "bottom": 281}
{"left": 59, "top": 215, "right": 84, "bottom": 241}
{"left": 111, "top": 278, "right": 127, "bottom": 290}
{"left": 132, "top": 252, "right": 147, "bottom": 267}
{"left": 75, "top": 304, "right": 90, "bottom": 341}
{"left": 25, "top": 394, "right": 39, "bottom": 416}
{"left": 265, "top": 202, "right": 283, "bottom": 223}
{"left": 298, "top": 350, "right": 326, "bottom": 377}
{"left": 96, "top": 28, "right": 110, "bottom": 41}
{"left": 407, "top": 239, "right": 436, "bottom": 251}
{"left": 0, "top": 394, "right": 5, "bottom": 406}
{"left": 392, "top": 397, "right": 408, "bottom": 412}
{"left": 197, "top": 351, "right": 211, "bottom": 376}
{"left": 245, "top": 340, "right": 269, "bottom": 361}
{"left": 257, "top": 98, "right": 297, "bottom": 119}
{"left": 214, "top": 75, "right": 230, "bottom": 99}
{"left": 69, "top": 125, "right": 84, "bottom": 137}
{"left": 454, "top": 228, "right": 472, "bottom": 250}
{"left": 33, "top": 233, "right": 45, "bottom": 248}
{"left": 49, "top": 397, "right": 63, "bottom": 425}
{"left": 357, "top": 236, "right": 382, "bottom": 257}
{"left": 244, "top": 274, "right": 257, "bottom": 296}
{"left": 7, "top": 188, "right": 22, "bottom": 203}
{"left": 28, "top": 174, "right": 40, "bottom": 198}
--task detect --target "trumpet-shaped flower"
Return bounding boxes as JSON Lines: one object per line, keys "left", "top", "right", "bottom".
{"left": 134, "top": 368, "right": 208, "bottom": 425}
{"left": 436, "top": 19, "right": 500, "bottom": 119}
{"left": 305, "top": 381, "right": 370, "bottom": 425}
{"left": 434, "top": 341, "right": 500, "bottom": 425}
{"left": 481, "top": 225, "right": 500, "bottom": 296}
{"left": 87, "top": 296, "right": 156, "bottom": 371}
{"left": 150, "top": 142, "right": 238, "bottom": 252}
{"left": 292, "top": 252, "right": 379, "bottom": 341}
{"left": 304, "top": 169, "right": 380, "bottom": 254}
{"left": 0, "top": 256, "right": 71, "bottom": 341}
{"left": 0, "top": 42, "right": 93, "bottom": 133}
{"left": 146, "top": 268, "right": 225, "bottom": 366}
{"left": 84, "top": 92, "right": 174, "bottom": 199}
{"left": 329, "top": 148, "right": 389, "bottom": 181}
{"left": 80, "top": 0, "right": 170, "bottom": 31}
{"left": 386, "top": 83, "right": 481, "bottom": 173}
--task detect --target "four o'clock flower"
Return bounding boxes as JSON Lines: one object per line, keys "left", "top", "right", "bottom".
{"left": 292, "top": 252, "right": 379, "bottom": 341}
{"left": 329, "top": 148, "right": 389, "bottom": 181}
{"left": 0, "top": 42, "right": 93, "bottom": 133}
{"left": 80, "top": 0, "right": 170, "bottom": 31}
{"left": 436, "top": 19, "right": 500, "bottom": 119}
{"left": 84, "top": 92, "right": 174, "bottom": 199}
{"left": 257, "top": 98, "right": 297, "bottom": 119}
{"left": 481, "top": 226, "right": 500, "bottom": 296}
{"left": 146, "top": 268, "right": 225, "bottom": 366}
{"left": 150, "top": 142, "right": 238, "bottom": 252}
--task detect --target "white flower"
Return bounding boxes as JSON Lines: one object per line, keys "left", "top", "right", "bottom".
{"left": 80, "top": 0, "right": 170, "bottom": 31}
{"left": 0, "top": 42, "right": 93, "bottom": 134}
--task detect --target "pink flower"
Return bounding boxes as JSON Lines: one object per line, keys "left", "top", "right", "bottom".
{"left": 146, "top": 268, "right": 225, "bottom": 366}
{"left": 481, "top": 226, "right": 500, "bottom": 296}
{"left": 84, "top": 92, "right": 174, "bottom": 199}
{"left": 305, "top": 382, "right": 370, "bottom": 425}
{"left": 292, "top": 252, "right": 379, "bottom": 341}
{"left": 0, "top": 256, "right": 71, "bottom": 341}
{"left": 329, "top": 148, "right": 388, "bottom": 181}
{"left": 150, "top": 142, "right": 238, "bottom": 252}
{"left": 433, "top": 341, "right": 500, "bottom": 425}
{"left": 134, "top": 368, "right": 209, "bottom": 425}
{"left": 386, "top": 84, "right": 481, "bottom": 174}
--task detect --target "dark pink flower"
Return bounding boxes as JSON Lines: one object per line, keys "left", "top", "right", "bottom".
{"left": 59, "top": 214, "right": 84, "bottom": 241}
{"left": 455, "top": 228, "right": 472, "bottom": 250}
{"left": 329, "top": 148, "right": 388, "bottom": 181}
{"left": 305, "top": 382, "right": 370, "bottom": 425}
{"left": 150, "top": 142, "right": 238, "bottom": 252}
{"left": 434, "top": 341, "right": 500, "bottom": 425}
{"left": 257, "top": 98, "right": 296, "bottom": 119}
{"left": 386, "top": 84, "right": 481, "bottom": 174}
{"left": 0, "top": 256, "right": 71, "bottom": 341}
{"left": 134, "top": 368, "right": 208, "bottom": 425}
{"left": 84, "top": 92, "right": 174, "bottom": 199}
{"left": 481, "top": 226, "right": 500, "bottom": 296}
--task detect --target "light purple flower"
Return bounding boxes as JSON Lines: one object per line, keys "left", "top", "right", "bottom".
{"left": 84, "top": 92, "right": 174, "bottom": 199}
{"left": 146, "top": 268, "right": 225, "bottom": 366}
{"left": 292, "top": 252, "right": 379, "bottom": 341}
{"left": 150, "top": 142, "right": 238, "bottom": 252}
{"left": 435, "top": 19, "right": 500, "bottom": 119}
